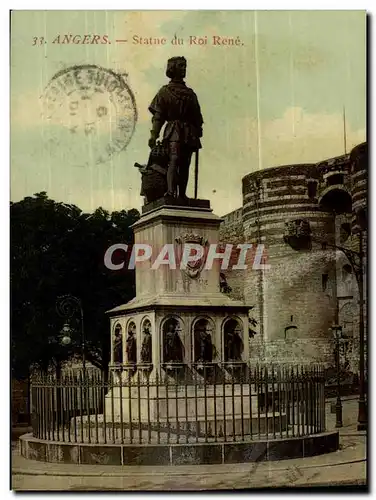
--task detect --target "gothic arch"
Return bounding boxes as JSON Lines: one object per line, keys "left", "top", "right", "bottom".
{"left": 125, "top": 318, "right": 137, "bottom": 334}
{"left": 221, "top": 315, "right": 244, "bottom": 333}
{"left": 140, "top": 315, "right": 152, "bottom": 331}
{"left": 113, "top": 321, "right": 123, "bottom": 334}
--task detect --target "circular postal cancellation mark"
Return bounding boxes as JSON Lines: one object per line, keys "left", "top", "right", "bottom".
{"left": 41, "top": 65, "right": 137, "bottom": 167}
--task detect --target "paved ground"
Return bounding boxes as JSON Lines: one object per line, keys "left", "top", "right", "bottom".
{"left": 11, "top": 397, "right": 367, "bottom": 491}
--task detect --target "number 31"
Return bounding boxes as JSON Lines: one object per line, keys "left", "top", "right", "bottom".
{"left": 32, "top": 37, "right": 45, "bottom": 46}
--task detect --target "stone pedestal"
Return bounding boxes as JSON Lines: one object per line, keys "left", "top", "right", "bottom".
{"left": 105, "top": 200, "right": 251, "bottom": 422}
{"left": 107, "top": 201, "right": 250, "bottom": 376}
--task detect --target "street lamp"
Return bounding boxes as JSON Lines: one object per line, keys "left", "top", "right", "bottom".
{"left": 284, "top": 221, "right": 367, "bottom": 431}
{"left": 60, "top": 322, "right": 73, "bottom": 346}
{"left": 321, "top": 236, "right": 366, "bottom": 431}
{"left": 331, "top": 324, "right": 343, "bottom": 428}
{"left": 56, "top": 295, "right": 86, "bottom": 373}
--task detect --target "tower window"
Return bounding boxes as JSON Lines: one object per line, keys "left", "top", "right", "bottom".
{"left": 322, "top": 273, "right": 329, "bottom": 291}
{"left": 307, "top": 181, "right": 317, "bottom": 198}
{"left": 327, "top": 174, "right": 344, "bottom": 186}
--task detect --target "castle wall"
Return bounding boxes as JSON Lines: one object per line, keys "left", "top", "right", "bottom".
{"left": 219, "top": 207, "right": 245, "bottom": 301}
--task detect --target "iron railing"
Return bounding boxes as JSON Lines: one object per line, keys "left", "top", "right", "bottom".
{"left": 30, "top": 363, "right": 326, "bottom": 445}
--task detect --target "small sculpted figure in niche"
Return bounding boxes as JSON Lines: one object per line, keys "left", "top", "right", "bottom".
{"left": 231, "top": 324, "right": 243, "bottom": 361}
{"left": 126, "top": 323, "right": 137, "bottom": 364}
{"left": 225, "top": 321, "right": 243, "bottom": 362}
{"left": 113, "top": 326, "right": 123, "bottom": 364}
{"left": 141, "top": 321, "right": 152, "bottom": 364}
{"left": 164, "top": 320, "right": 183, "bottom": 363}
{"left": 197, "top": 326, "right": 213, "bottom": 363}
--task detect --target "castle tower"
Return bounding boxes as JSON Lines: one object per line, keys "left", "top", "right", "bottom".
{"left": 350, "top": 142, "right": 367, "bottom": 235}
{"left": 242, "top": 164, "right": 337, "bottom": 364}
{"left": 348, "top": 142, "right": 368, "bottom": 371}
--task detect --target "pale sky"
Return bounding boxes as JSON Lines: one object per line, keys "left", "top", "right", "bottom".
{"left": 11, "top": 10, "right": 366, "bottom": 215}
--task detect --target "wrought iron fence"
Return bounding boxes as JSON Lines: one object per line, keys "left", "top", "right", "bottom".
{"left": 30, "top": 363, "right": 326, "bottom": 445}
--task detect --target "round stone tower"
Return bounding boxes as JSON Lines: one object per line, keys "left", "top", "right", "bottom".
{"left": 349, "top": 142, "right": 367, "bottom": 370}
{"left": 350, "top": 142, "right": 367, "bottom": 234}
{"left": 242, "top": 164, "right": 337, "bottom": 364}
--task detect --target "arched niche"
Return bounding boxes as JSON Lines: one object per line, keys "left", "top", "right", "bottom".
{"left": 193, "top": 317, "right": 215, "bottom": 363}
{"left": 140, "top": 317, "right": 152, "bottom": 364}
{"left": 223, "top": 317, "right": 244, "bottom": 362}
{"left": 161, "top": 316, "right": 184, "bottom": 364}
{"left": 113, "top": 323, "right": 123, "bottom": 364}
{"left": 125, "top": 320, "right": 137, "bottom": 364}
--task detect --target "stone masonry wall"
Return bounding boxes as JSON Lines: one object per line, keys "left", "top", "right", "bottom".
{"left": 219, "top": 208, "right": 245, "bottom": 302}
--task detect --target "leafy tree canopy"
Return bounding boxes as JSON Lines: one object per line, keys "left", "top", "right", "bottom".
{"left": 11, "top": 192, "right": 140, "bottom": 378}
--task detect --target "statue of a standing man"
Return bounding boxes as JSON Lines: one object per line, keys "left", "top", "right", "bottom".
{"left": 148, "top": 57, "right": 204, "bottom": 200}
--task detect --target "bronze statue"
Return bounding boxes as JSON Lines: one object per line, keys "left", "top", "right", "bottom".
{"left": 126, "top": 325, "right": 137, "bottom": 364}
{"left": 148, "top": 56, "right": 203, "bottom": 200}
{"left": 141, "top": 322, "right": 152, "bottom": 363}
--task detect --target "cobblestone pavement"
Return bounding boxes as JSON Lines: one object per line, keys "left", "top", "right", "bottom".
{"left": 11, "top": 397, "right": 367, "bottom": 491}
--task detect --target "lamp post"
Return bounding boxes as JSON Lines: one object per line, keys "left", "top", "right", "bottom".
{"left": 331, "top": 324, "right": 343, "bottom": 428}
{"left": 60, "top": 322, "right": 73, "bottom": 346}
{"left": 284, "top": 222, "right": 367, "bottom": 431}
{"left": 56, "top": 295, "right": 86, "bottom": 373}
{"left": 320, "top": 237, "right": 366, "bottom": 431}
{"left": 356, "top": 229, "right": 366, "bottom": 431}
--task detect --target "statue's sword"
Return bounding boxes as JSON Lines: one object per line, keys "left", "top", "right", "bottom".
{"left": 194, "top": 149, "right": 199, "bottom": 199}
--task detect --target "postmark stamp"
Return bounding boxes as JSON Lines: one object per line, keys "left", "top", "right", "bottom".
{"left": 41, "top": 64, "right": 137, "bottom": 167}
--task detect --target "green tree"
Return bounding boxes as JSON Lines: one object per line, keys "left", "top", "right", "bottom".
{"left": 11, "top": 192, "right": 139, "bottom": 378}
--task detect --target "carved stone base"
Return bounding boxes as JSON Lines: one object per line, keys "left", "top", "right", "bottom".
{"left": 162, "top": 362, "right": 185, "bottom": 372}
{"left": 194, "top": 362, "right": 217, "bottom": 372}
{"left": 142, "top": 196, "right": 211, "bottom": 214}
{"left": 138, "top": 363, "right": 153, "bottom": 372}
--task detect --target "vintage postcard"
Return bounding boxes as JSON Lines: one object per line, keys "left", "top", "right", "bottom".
{"left": 11, "top": 10, "right": 367, "bottom": 491}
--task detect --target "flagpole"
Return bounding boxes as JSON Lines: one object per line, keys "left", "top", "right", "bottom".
{"left": 254, "top": 10, "right": 262, "bottom": 171}
{"left": 343, "top": 106, "right": 347, "bottom": 155}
